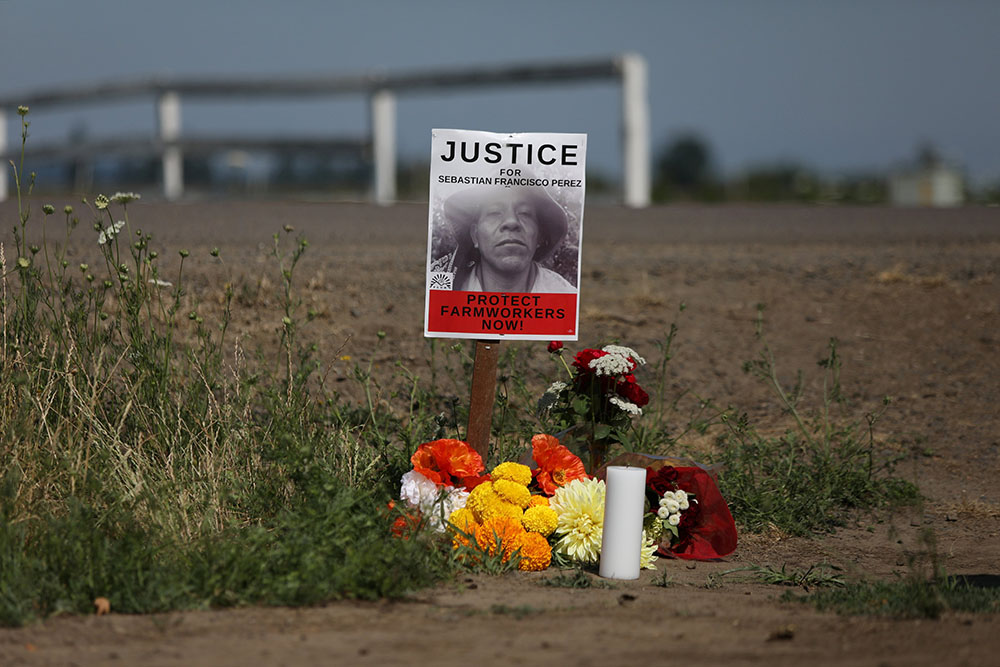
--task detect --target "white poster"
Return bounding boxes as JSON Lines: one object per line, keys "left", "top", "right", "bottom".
{"left": 424, "top": 128, "right": 586, "bottom": 340}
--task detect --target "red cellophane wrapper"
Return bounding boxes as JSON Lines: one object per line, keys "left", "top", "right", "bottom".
{"left": 596, "top": 453, "right": 738, "bottom": 561}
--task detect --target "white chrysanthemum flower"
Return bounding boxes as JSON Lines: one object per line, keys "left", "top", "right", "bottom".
{"left": 664, "top": 499, "right": 680, "bottom": 514}
{"left": 399, "top": 470, "right": 469, "bottom": 532}
{"left": 656, "top": 505, "right": 670, "bottom": 519}
{"left": 608, "top": 395, "right": 642, "bottom": 416}
{"left": 668, "top": 513, "right": 681, "bottom": 526}
{"left": 400, "top": 470, "right": 438, "bottom": 508}
{"left": 110, "top": 191, "right": 141, "bottom": 204}
{"left": 677, "top": 493, "right": 690, "bottom": 510}
{"left": 640, "top": 529, "right": 659, "bottom": 570}
{"left": 589, "top": 352, "right": 633, "bottom": 376}
{"left": 602, "top": 344, "right": 646, "bottom": 365}
{"left": 550, "top": 477, "right": 606, "bottom": 565}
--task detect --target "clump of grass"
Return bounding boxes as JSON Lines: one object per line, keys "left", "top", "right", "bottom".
{"left": 716, "top": 306, "right": 919, "bottom": 536}
{"left": 1, "top": 109, "right": 453, "bottom": 627}
{"left": 788, "top": 529, "right": 1000, "bottom": 618}
{"left": 720, "top": 563, "right": 846, "bottom": 590}
{"left": 796, "top": 573, "right": 1000, "bottom": 619}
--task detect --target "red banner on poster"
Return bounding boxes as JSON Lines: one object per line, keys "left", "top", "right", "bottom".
{"left": 426, "top": 291, "right": 577, "bottom": 337}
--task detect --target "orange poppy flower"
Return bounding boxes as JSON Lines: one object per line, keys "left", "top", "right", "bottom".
{"left": 531, "top": 434, "right": 588, "bottom": 496}
{"left": 411, "top": 439, "right": 485, "bottom": 487}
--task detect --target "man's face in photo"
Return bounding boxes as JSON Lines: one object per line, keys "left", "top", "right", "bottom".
{"left": 470, "top": 191, "right": 541, "bottom": 276}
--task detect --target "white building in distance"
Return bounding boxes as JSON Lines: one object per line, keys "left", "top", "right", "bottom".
{"left": 889, "top": 146, "right": 964, "bottom": 207}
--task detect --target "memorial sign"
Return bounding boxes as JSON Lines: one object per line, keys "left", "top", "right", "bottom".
{"left": 424, "top": 128, "right": 586, "bottom": 341}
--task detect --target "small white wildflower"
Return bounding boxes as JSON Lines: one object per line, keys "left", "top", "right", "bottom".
{"left": 98, "top": 231, "right": 108, "bottom": 245}
{"left": 608, "top": 395, "right": 642, "bottom": 416}
{"left": 110, "top": 192, "right": 141, "bottom": 204}
{"left": 94, "top": 194, "right": 110, "bottom": 210}
{"left": 668, "top": 513, "right": 681, "bottom": 527}
{"left": 148, "top": 279, "right": 173, "bottom": 287}
{"left": 113, "top": 220, "right": 125, "bottom": 233}
{"left": 602, "top": 344, "right": 646, "bottom": 365}
{"left": 538, "top": 381, "right": 568, "bottom": 413}
{"left": 546, "top": 380, "right": 567, "bottom": 395}
{"left": 656, "top": 505, "right": 670, "bottom": 519}
{"left": 589, "top": 352, "right": 633, "bottom": 376}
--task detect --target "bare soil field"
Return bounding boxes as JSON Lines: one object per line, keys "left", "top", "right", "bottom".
{"left": 2, "top": 201, "right": 999, "bottom": 666}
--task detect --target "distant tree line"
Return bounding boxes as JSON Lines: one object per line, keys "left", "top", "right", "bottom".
{"left": 653, "top": 132, "right": 892, "bottom": 204}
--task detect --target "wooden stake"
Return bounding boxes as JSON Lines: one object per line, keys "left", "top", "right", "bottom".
{"left": 466, "top": 340, "right": 500, "bottom": 459}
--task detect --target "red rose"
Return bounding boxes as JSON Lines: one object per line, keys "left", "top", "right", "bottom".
{"left": 645, "top": 466, "right": 679, "bottom": 497}
{"left": 572, "top": 348, "right": 606, "bottom": 374}
{"left": 547, "top": 341, "right": 564, "bottom": 354}
{"left": 617, "top": 378, "right": 649, "bottom": 407}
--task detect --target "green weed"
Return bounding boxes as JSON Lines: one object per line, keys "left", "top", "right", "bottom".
{"left": 716, "top": 306, "right": 919, "bottom": 536}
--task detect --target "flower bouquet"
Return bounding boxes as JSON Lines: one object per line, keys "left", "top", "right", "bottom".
{"left": 539, "top": 343, "right": 650, "bottom": 472}
{"left": 395, "top": 434, "right": 736, "bottom": 573}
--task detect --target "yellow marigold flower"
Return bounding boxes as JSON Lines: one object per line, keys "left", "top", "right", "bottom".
{"left": 493, "top": 478, "right": 531, "bottom": 509}
{"left": 475, "top": 517, "right": 525, "bottom": 561}
{"left": 528, "top": 495, "right": 550, "bottom": 507}
{"left": 465, "top": 482, "right": 499, "bottom": 523}
{"left": 491, "top": 461, "right": 532, "bottom": 486}
{"left": 522, "top": 505, "right": 558, "bottom": 537}
{"left": 450, "top": 509, "right": 481, "bottom": 558}
{"left": 517, "top": 532, "right": 552, "bottom": 571}
{"left": 487, "top": 500, "right": 524, "bottom": 523}
{"left": 550, "top": 477, "right": 606, "bottom": 565}
{"left": 449, "top": 508, "right": 477, "bottom": 533}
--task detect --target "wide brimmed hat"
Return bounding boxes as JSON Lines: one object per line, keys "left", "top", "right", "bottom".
{"left": 443, "top": 183, "right": 568, "bottom": 262}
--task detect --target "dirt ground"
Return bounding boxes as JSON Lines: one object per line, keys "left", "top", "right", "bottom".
{"left": 2, "top": 200, "right": 999, "bottom": 666}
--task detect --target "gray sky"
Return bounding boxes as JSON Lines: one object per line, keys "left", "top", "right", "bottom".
{"left": 2, "top": 0, "right": 999, "bottom": 185}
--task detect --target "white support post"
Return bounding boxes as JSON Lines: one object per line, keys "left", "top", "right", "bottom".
{"left": 157, "top": 91, "right": 183, "bottom": 201}
{"left": 620, "top": 53, "right": 651, "bottom": 208}
{"left": 371, "top": 88, "right": 396, "bottom": 206}
{"left": 0, "top": 110, "right": 8, "bottom": 202}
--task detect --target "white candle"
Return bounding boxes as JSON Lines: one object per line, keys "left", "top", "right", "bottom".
{"left": 599, "top": 466, "right": 647, "bottom": 580}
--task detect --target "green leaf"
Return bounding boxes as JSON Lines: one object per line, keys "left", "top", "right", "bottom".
{"left": 593, "top": 423, "right": 611, "bottom": 440}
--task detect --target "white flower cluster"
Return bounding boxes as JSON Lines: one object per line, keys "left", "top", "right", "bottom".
{"left": 537, "top": 381, "right": 567, "bottom": 413}
{"left": 588, "top": 351, "right": 633, "bottom": 376}
{"left": 399, "top": 470, "right": 468, "bottom": 532}
{"left": 110, "top": 191, "right": 141, "bottom": 204}
{"left": 98, "top": 220, "right": 125, "bottom": 245}
{"left": 602, "top": 344, "right": 646, "bottom": 365}
{"left": 608, "top": 395, "right": 642, "bottom": 416}
{"left": 655, "top": 489, "right": 691, "bottom": 527}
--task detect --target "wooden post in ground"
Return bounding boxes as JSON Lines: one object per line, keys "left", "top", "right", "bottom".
{"left": 466, "top": 340, "right": 500, "bottom": 460}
